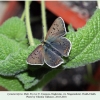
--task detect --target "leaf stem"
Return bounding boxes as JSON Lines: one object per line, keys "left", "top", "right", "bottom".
{"left": 25, "top": 1, "right": 34, "bottom": 46}
{"left": 41, "top": 0, "right": 47, "bottom": 40}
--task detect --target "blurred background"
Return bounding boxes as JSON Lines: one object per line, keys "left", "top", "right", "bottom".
{"left": 0, "top": 1, "right": 100, "bottom": 91}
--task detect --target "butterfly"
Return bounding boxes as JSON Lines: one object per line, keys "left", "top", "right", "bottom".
{"left": 27, "top": 17, "right": 71, "bottom": 68}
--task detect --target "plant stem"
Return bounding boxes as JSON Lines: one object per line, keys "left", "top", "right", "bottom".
{"left": 97, "top": 0, "right": 100, "bottom": 9}
{"left": 25, "top": 1, "right": 34, "bottom": 46}
{"left": 41, "top": 0, "right": 47, "bottom": 40}
{"left": 21, "top": 10, "right": 25, "bottom": 21}
{"left": 21, "top": 1, "right": 32, "bottom": 21}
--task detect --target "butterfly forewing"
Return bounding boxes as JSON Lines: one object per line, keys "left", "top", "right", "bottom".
{"left": 27, "top": 45, "right": 44, "bottom": 65}
{"left": 45, "top": 17, "right": 66, "bottom": 42}
{"left": 50, "top": 37, "right": 71, "bottom": 57}
{"left": 44, "top": 45, "right": 64, "bottom": 68}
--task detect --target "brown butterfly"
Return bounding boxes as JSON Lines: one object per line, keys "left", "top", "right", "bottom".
{"left": 27, "top": 17, "right": 71, "bottom": 68}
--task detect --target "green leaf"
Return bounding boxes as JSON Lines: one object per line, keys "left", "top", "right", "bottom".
{"left": 68, "top": 24, "right": 75, "bottom": 32}
{"left": 16, "top": 72, "right": 35, "bottom": 84}
{"left": 19, "top": 38, "right": 29, "bottom": 49}
{"left": 0, "top": 46, "right": 36, "bottom": 76}
{"left": 0, "top": 17, "right": 26, "bottom": 41}
{"left": 0, "top": 76, "right": 24, "bottom": 91}
{"left": 16, "top": 72, "right": 39, "bottom": 90}
{"left": 64, "top": 9, "right": 100, "bottom": 68}
{"left": 25, "top": 79, "right": 39, "bottom": 90}
{"left": 0, "top": 34, "right": 21, "bottom": 60}
{"left": 0, "top": 32, "right": 37, "bottom": 76}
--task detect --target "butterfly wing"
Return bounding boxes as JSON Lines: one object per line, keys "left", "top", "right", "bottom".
{"left": 44, "top": 45, "right": 64, "bottom": 68}
{"left": 50, "top": 37, "right": 71, "bottom": 57}
{"left": 27, "top": 45, "right": 44, "bottom": 65}
{"left": 45, "top": 17, "right": 66, "bottom": 42}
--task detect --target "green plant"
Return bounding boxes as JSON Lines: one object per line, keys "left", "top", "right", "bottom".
{"left": 0, "top": 1, "right": 100, "bottom": 91}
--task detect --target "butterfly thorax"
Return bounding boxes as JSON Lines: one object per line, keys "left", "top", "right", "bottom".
{"left": 43, "top": 41, "right": 62, "bottom": 57}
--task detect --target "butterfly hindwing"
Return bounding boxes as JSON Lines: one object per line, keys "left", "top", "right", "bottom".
{"left": 27, "top": 45, "right": 44, "bottom": 65}
{"left": 44, "top": 45, "right": 64, "bottom": 68}
{"left": 50, "top": 37, "right": 71, "bottom": 57}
